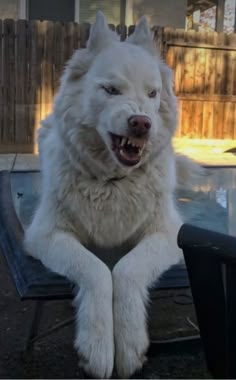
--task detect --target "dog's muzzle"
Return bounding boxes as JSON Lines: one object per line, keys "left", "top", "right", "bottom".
{"left": 109, "top": 114, "right": 151, "bottom": 167}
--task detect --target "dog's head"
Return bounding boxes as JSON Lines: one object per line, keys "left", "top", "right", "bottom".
{"left": 54, "top": 12, "right": 177, "bottom": 175}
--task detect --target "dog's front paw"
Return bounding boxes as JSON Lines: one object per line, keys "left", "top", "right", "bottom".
{"left": 74, "top": 280, "right": 114, "bottom": 378}
{"left": 115, "top": 319, "right": 149, "bottom": 378}
{"left": 113, "top": 267, "right": 149, "bottom": 378}
{"left": 75, "top": 325, "right": 114, "bottom": 379}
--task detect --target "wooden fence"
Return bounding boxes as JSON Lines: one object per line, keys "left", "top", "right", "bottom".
{"left": 165, "top": 28, "right": 236, "bottom": 139}
{"left": 0, "top": 19, "right": 236, "bottom": 153}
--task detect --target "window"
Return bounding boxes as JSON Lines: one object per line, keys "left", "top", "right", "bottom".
{"left": 28, "top": 0, "right": 75, "bottom": 22}
{"left": 79, "top": 0, "right": 121, "bottom": 24}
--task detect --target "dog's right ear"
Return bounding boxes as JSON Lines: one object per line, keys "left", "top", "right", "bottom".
{"left": 62, "top": 12, "right": 117, "bottom": 84}
{"left": 87, "top": 11, "right": 118, "bottom": 53}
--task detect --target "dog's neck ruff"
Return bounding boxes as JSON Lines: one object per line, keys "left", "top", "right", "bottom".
{"left": 62, "top": 140, "right": 131, "bottom": 182}
{"left": 64, "top": 140, "right": 172, "bottom": 185}
{"left": 60, "top": 122, "right": 173, "bottom": 183}
{"left": 68, "top": 150, "right": 129, "bottom": 182}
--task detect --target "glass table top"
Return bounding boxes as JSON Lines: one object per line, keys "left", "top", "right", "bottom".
{"left": 10, "top": 168, "right": 236, "bottom": 237}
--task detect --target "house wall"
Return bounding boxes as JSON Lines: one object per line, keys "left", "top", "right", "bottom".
{"left": 0, "top": 0, "right": 188, "bottom": 28}
{"left": 132, "top": 0, "right": 187, "bottom": 28}
{"left": 0, "top": 0, "right": 18, "bottom": 19}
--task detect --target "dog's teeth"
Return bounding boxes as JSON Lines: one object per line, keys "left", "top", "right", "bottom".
{"left": 121, "top": 137, "right": 127, "bottom": 147}
{"left": 138, "top": 144, "right": 146, "bottom": 156}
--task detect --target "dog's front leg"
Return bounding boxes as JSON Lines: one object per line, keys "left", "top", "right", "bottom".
{"left": 25, "top": 229, "right": 114, "bottom": 378}
{"left": 112, "top": 228, "right": 182, "bottom": 378}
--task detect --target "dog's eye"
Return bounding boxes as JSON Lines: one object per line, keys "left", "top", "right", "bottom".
{"left": 102, "top": 86, "right": 121, "bottom": 96}
{"left": 148, "top": 89, "right": 157, "bottom": 98}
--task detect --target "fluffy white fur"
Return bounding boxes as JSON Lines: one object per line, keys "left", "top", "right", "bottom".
{"left": 25, "top": 12, "right": 201, "bottom": 378}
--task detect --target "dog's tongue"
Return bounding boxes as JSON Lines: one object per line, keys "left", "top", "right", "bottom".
{"left": 119, "top": 148, "right": 140, "bottom": 164}
{"left": 110, "top": 132, "right": 145, "bottom": 166}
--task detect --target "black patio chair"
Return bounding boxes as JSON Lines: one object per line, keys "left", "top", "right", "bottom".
{"left": 178, "top": 224, "right": 236, "bottom": 379}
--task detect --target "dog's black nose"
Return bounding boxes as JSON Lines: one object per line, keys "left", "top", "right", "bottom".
{"left": 128, "top": 115, "right": 151, "bottom": 136}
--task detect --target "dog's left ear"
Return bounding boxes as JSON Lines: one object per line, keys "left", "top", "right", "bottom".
{"left": 87, "top": 11, "right": 118, "bottom": 53}
{"left": 127, "top": 16, "right": 157, "bottom": 56}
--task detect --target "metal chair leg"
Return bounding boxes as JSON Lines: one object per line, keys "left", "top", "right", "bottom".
{"left": 24, "top": 300, "right": 44, "bottom": 353}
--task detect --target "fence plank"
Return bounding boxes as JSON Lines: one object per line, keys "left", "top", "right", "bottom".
{"left": 3, "top": 19, "right": 15, "bottom": 143}
{"left": 28, "top": 21, "right": 43, "bottom": 147}
{"left": 116, "top": 24, "right": 127, "bottom": 41}
{"left": 233, "top": 103, "right": 236, "bottom": 139}
{"left": 174, "top": 30, "right": 185, "bottom": 94}
{"left": 227, "top": 34, "right": 236, "bottom": 95}
{"left": 0, "top": 20, "right": 3, "bottom": 141}
{"left": 204, "top": 32, "right": 215, "bottom": 94}
{"left": 194, "top": 101, "right": 203, "bottom": 138}
{"left": 163, "top": 27, "right": 175, "bottom": 59}
{"left": 153, "top": 26, "right": 164, "bottom": 57}
{"left": 214, "top": 33, "right": 225, "bottom": 94}
{"left": 213, "top": 101, "right": 224, "bottom": 139}
{"left": 80, "top": 23, "right": 90, "bottom": 48}
{"left": 165, "top": 30, "right": 176, "bottom": 68}
{"left": 128, "top": 25, "right": 135, "bottom": 36}
{"left": 15, "top": 20, "right": 28, "bottom": 143}
{"left": 202, "top": 101, "right": 214, "bottom": 139}
{"left": 41, "top": 21, "right": 54, "bottom": 122}
{"left": 181, "top": 100, "right": 192, "bottom": 137}
{"left": 183, "top": 30, "right": 196, "bottom": 93}
{"left": 194, "top": 33, "right": 203, "bottom": 93}
{"left": 73, "top": 22, "right": 80, "bottom": 50}
{"left": 63, "top": 22, "right": 75, "bottom": 63}
{"left": 181, "top": 47, "right": 193, "bottom": 93}
{"left": 223, "top": 102, "right": 234, "bottom": 139}
{"left": 226, "top": 51, "right": 236, "bottom": 95}
{"left": 53, "top": 21, "right": 64, "bottom": 93}
{"left": 176, "top": 98, "right": 182, "bottom": 137}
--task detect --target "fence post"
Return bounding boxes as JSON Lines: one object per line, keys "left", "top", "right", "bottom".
{"left": 152, "top": 26, "right": 165, "bottom": 58}
{"left": 116, "top": 24, "right": 127, "bottom": 41}
{"left": 79, "top": 23, "right": 90, "bottom": 48}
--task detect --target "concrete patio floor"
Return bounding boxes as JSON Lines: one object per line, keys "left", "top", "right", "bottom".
{"left": 174, "top": 138, "right": 236, "bottom": 166}
{"left": 1, "top": 139, "right": 236, "bottom": 171}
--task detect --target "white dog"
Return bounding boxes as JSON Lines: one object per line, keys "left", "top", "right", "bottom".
{"left": 25, "top": 12, "right": 199, "bottom": 378}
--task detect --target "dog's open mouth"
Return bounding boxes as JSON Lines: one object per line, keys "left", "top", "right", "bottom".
{"left": 110, "top": 133, "right": 146, "bottom": 166}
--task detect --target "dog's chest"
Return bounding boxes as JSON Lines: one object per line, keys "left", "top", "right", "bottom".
{"left": 62, "top": 175, "right": 158, "bottom": 247}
